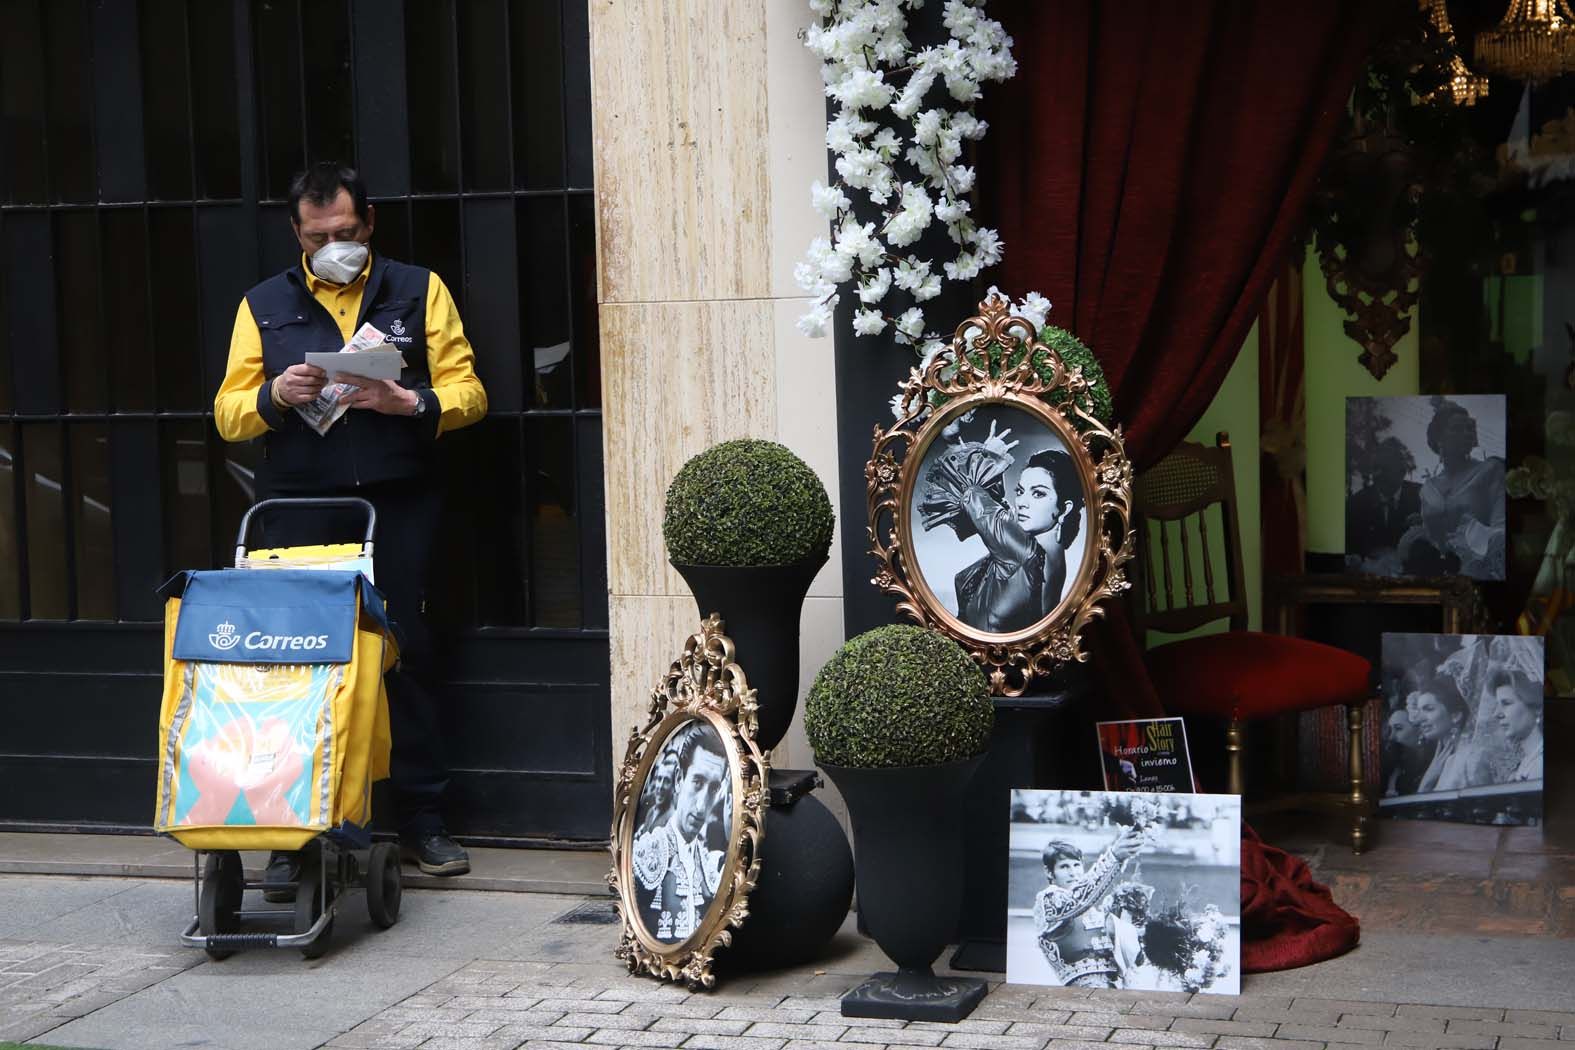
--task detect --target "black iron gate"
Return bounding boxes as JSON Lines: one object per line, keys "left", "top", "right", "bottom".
{"left": 0, "top": 0, "right": 611, "bottom": 844}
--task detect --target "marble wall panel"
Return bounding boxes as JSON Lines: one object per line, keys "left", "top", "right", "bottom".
{"left": 589, "top": 0, "right": 772, "bottom": 304}
{"left": 600, "top": 299, "right": 778, "bottom": 599}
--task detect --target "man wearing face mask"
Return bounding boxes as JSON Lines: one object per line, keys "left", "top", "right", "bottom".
{"left": 214, "top": 162, "right": 487, "bottom": 888}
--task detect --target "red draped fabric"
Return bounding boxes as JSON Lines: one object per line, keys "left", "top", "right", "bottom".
{"left": 980, "top": 0, "right": 1394, "bottom": 970}
{"left": 983, "top": 0, "right": 1392, "bottom": 469}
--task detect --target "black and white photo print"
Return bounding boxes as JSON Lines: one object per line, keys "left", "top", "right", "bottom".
{"left": 628, "top": 718, "right": 734, "bottom": 943}
{"left": 1006, "top": 790, "right": 1241, "bottom": 995}
{"left": 908, "top": 404, "right": 1090, "bottom": 635}
{"left": 1346, "top": 395, "right": 1507, "bottom": 580}
{"left": 1380, "top": 633, "right": 1545, "bottom": 825}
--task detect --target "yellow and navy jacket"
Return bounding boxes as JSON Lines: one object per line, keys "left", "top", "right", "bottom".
{"left": 214, "top": 252, "right": 487, "bottom": 491}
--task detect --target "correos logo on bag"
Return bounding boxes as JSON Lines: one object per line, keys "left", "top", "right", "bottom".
{"left": 209, "top": 621, "right": 242, "bottom": 651}
{"left": 211, "top": 619, "right": 329, "bottom": 653}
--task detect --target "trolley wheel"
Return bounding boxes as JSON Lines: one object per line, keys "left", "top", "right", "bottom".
{"left": 366, "top": 843, "right": 402, "bottom": 929}
{"left": 198, "top": 851, "right": 244, "bottom": 960}
{"left": 294, "top": 855, "right": 335, "bottom": 960}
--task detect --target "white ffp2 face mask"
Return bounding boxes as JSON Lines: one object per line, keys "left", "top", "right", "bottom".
{"left": 309, "top": 240, "right": 369, "bottom": 284}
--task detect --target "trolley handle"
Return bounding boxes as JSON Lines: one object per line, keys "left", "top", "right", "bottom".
{"left": 235, "top": 497, "right": 378, "bottom": 565}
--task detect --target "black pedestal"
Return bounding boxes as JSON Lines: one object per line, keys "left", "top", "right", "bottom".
{"left": 841, "top": 970, "right": 988, "bottom": 1022}
{"left": 949, "top": 673, "right": 1095, "bottom": 973}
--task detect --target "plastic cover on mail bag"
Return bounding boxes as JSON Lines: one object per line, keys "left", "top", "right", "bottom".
{"left": 155, "top": 570, "right": 396, "bottom": 851}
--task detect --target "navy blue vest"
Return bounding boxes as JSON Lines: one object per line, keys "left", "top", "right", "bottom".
{"left": 245, "top": 255, "right": 438, "bottom": 493}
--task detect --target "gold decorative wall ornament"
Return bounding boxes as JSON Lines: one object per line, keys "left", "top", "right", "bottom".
{"left": 1312, "top": 121, "right": 1425, "bottom": 381}
{"left": 1475, "top": 0, "right": 1575, "bottom": 83}
{"left": 866, "top": 294, "right": 1135, "bottom": 695}
{"left": 608, "top": 616, "right": 768, "bottom": 989}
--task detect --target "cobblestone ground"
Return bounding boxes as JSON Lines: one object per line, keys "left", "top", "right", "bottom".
{"left": 2, "top": 883, "right": 1573, "bottom": 1050}
{"left": 0, "top": 940, "right": 201, "bottom": 1043}
{"left": 326, "top": 961, "right": 1575, "bottom": 1050}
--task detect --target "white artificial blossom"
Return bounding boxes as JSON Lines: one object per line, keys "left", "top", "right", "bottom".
{"left": 795, "top": 0, "right": 1016, "bottom": 345}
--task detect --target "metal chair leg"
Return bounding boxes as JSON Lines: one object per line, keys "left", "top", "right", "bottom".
{"left": 1226, "top": 718, "right": 1246, "bottom": 797}
{"left": 1347, "top": 702, "right": 1369, "bottom": 854}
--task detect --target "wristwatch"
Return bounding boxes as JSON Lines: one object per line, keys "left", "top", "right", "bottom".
{"left": 411, "top": 392, "right": 428, "bottom": 418}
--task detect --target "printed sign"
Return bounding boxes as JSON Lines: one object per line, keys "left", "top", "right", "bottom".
{"left": 1095, "top": 717, "right": 1196, "bottom": 793}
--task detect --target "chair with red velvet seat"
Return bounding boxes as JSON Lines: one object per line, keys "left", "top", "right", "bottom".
{"left": 1134, "top": 434, "right": 1376, "bottom": 852}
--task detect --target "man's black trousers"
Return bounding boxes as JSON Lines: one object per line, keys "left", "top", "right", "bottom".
{"left": 260, "top": 480, "right": 448, "bottom": 838}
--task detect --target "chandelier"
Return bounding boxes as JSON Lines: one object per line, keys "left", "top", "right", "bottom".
{"left": 1424, "top": 0, "right": 1490, "bottom": 104}
{"left": 1475, "top": 0, "right": 1575, "bottom": 83}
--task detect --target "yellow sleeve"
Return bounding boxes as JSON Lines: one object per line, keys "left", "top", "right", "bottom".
{"left": 425, "top": 272, "right": 488, "bottom": 436}
{"left": 213, "top": 299, "right": 284, "bottom": 441}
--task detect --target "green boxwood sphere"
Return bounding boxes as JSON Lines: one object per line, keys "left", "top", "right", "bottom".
{"left": 945, "top": 325, "right": 1113, "bottom": 427}
{"left": 663, "top": 439, "right": 834, "bottom": 566}
{"left": 805, "top": 625, "right": 993, "bottom": 769}
{"left": 1038, "top": 325, "right": 1114, "bottom": 425}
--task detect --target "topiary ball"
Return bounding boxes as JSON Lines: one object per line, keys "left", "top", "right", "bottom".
{"left": 663, "top": 439, "right": 834, "bottom": 567}
{"left": 804, "top": 624, "right": 993, "bottom": 769}
{"left": 1038, "top": 325, "right": 1114, "bottom": 426}
{"left": 946, "top": 325, "right": 1114, "bottom": 428}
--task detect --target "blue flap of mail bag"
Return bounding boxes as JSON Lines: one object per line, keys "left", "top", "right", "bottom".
{"left": 169, "top": 569, "right": 391, "bottom": 665}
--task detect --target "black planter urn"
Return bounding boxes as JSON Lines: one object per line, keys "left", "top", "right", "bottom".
{"left": 821, "top": 756, "right": 989, "bottom": 1022}
{"left": 672, "top": 559, "right": 822, "bottom": 753}
{"left": 718, "top": 776, "right": 854, "bottom": 972}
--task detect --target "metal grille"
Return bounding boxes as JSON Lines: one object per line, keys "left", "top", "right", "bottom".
{"left": 0, "top": 0, "right": 605, "bottom": 633}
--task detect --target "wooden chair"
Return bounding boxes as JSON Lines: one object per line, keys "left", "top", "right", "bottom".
{"left": 1133, "top": 434, "right": 1377, "bottom": 852}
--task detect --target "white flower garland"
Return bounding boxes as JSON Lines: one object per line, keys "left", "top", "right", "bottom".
{"left": 794, "top": 0, "right": 1017, "bottom": 355}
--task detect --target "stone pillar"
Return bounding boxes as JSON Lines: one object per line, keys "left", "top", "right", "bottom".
{"left": 590, "top": 1, "right": 844, "bottom": 780}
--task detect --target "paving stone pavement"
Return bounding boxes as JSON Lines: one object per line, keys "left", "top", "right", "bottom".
{"left": 2, "top": 874, "right": 1574, "bottom": 1050}
{"left": 324, "top": 965, "right": 1575, "bottom": 1050}
{"left": 0, "top": 940, "right": 202, "bottom": 1044}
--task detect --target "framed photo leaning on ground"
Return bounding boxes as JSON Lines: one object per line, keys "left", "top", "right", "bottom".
{"left": 609, "top": 617, "right": 767, "bottom": 989}
{"left": 868, "top": 294, "right": 1135, "bottom": 695}
{"left": 1379, "top": 632, "right": 1544, "bottom": 825}
{"left": 1006, "top": 790, "right": 1241, "bottom": 995}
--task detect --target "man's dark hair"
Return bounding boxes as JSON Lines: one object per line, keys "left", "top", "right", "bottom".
{"left": 288, "top": 161, "right": 370, "bottom": 224}
{"left": 1042, "top": 839, "right": 1082, "bottom": 872}
{"left": 1374, "top": 436, "right": 1416, "bottom": 478}
{"left": 670, "top": 720, "right": 727, "bottom": 775}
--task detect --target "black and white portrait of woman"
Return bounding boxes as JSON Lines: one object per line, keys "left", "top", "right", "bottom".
{"left": 1379, "top": 633, "right": 1544, "bottom": 825}
{"left": 1346, "top": 396, "right": 1506, "bottom": 580}
{"left": 909, "top": 404, "right": 1090, "bottom": 635}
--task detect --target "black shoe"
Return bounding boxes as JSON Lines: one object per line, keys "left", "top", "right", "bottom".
{"left": 262, "top": 850, "right": 301, "bottom": 902}
{"left": 401, "top": 833, "right": 470, "bottom": 876}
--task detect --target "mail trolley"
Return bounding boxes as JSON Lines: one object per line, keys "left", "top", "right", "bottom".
{"left": 155, "top": 498, "right": 401, "bottom": 959}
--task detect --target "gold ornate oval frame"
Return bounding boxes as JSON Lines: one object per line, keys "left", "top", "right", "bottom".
{"left": 867, "top": 294, "right": 1136, "bottom": 695}
{"left": 607, "top": 615, "right": 768, "bottom": 990}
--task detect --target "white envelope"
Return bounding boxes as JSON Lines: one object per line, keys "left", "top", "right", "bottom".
{"left": 303, "top": 350, "right": 407, "bottom": 381}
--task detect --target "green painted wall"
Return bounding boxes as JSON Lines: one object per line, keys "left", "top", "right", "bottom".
{"left": 1144, "top": 322, "right": 1261, "bottom": 644}
{"left": 1142, "top": 245, "right": 1427, "bottom": 648}
{"left": 1303, "top": 244, "right": 1421, "bottom": 555}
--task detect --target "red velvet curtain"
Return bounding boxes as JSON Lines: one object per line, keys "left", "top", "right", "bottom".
{"left": 982, "top": 0, "right": 1396, "bottom": 721}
